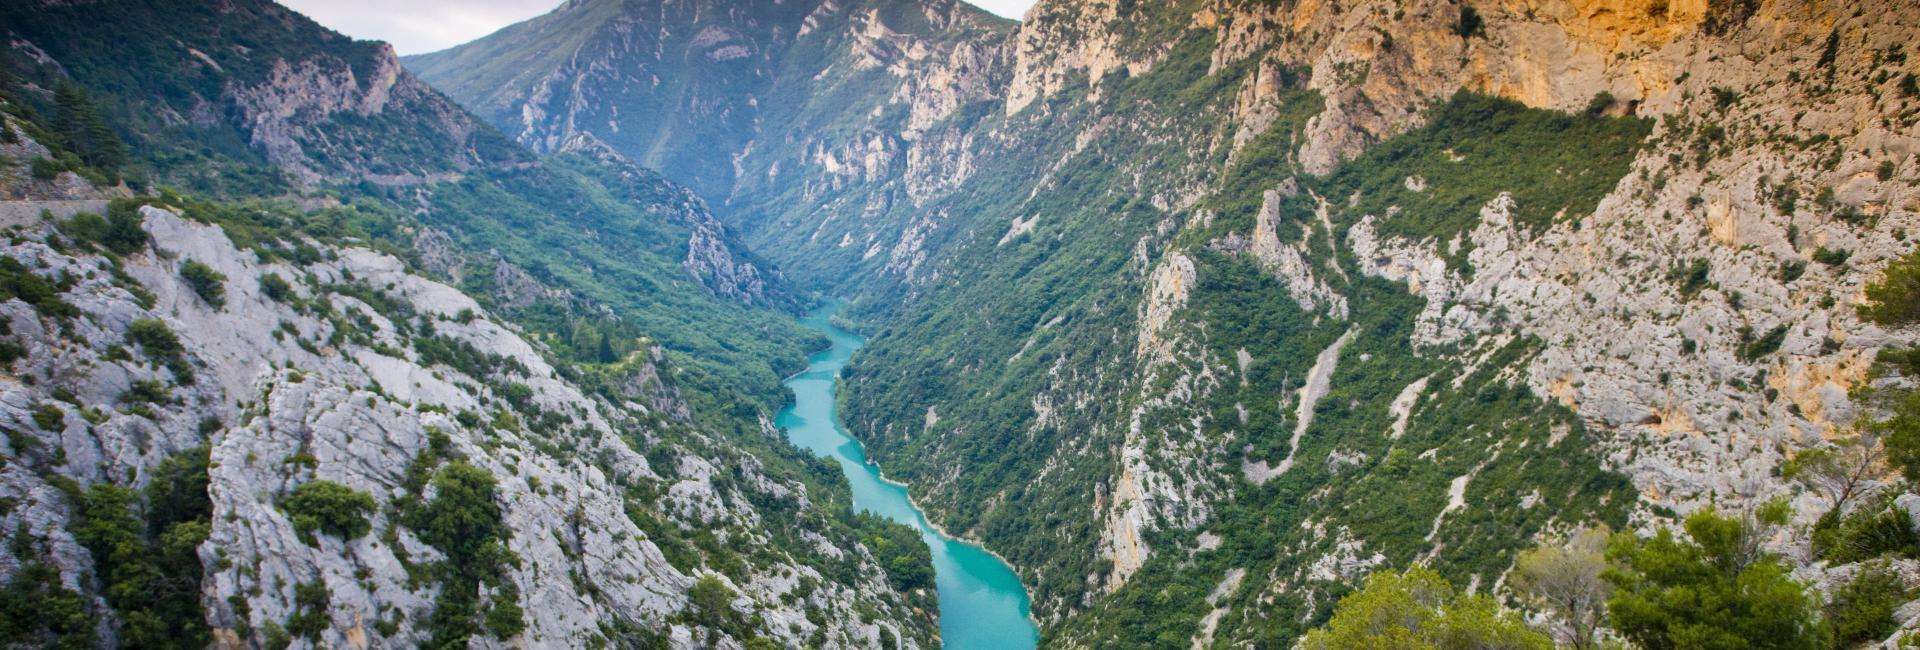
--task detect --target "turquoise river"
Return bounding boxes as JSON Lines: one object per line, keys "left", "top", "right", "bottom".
{"left": 776, "top": 306, "right": 1039, "bottom": 649}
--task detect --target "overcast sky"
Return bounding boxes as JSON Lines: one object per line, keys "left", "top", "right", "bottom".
{"left": 277, "top": 0, "right": 1037, "bottom": 56}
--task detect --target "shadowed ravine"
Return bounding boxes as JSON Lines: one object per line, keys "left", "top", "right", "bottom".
{"left": 777, "top": 304, "right": 1039, "bottom": 649}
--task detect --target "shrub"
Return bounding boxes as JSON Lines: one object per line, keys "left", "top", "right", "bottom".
{"left": 1604, "top": 510, "right": 1826, "bottom": 649}
{"left": 29, "top": 157, "right": 64, "bottom": 181}
{"left": 30, "top": 403, "right": 63, "bottom": 431}
{"left": 1301, "top": 567, "right": 1550, "bottom": 649}
{"left": 258, "top": 273, "right": 294, "bottom": 303}
{"left": 1813, "top": 496, "right": 1919, "bottom": 564}
{"left": 853, "top": 512, "right": 934, "bottom": 594}
{"left": 406, "top": 461, "right": 519, "bottom": 646}
{"left": 0, "top": 257, "right": 78, "bottom": 319}
{"left": 1779, "top": 259, "right": 1806, "bottom": 283}
{"left": 0, "top": 561, "right": 95, "bottom": 647}
{"left": 120, "top": 380, "right": 170, "bottom": 405}
{"left": 1864, "top": 253, "right": 1920, "bottom": 482}
{"left": 1861, "top": 250, "right": 1920, "bottom": 325}
{"left": 0, "top": 342, "right": 24, "bottom": 365}
{"left": 73, "top": 447, "right": 212, "bottom": 647}
{"left": 1454, "top": 5, "right": 1485, "bottom": 38}
{"left": 1673, "top": 259, "right": 1710, "bottom": 298}
{"left": 101, "top": 200, "right": 150, "bottom": 256}
{"left": 1584, "top": 91, "right": 1615, "bottom": 116}
{"left": 689, "top": 575, "right": 739, "bottom": 628}
{"left": 1738, "top": 324, "right": 1788, "bottom": 361}
{"left": 1513, "top": 527, "right": 1611, "bottom": 648}
{"left": 1827, "top": 564, "right": 1914, "bottom": 647}
{"left": 126, "top": 318, "right": 182, "bottom": 359}
{"left": 286, "top": 580, "right": 330, "bottom": 640}
{"left": 1812, "top": 246, "right": 1851, "bottom": 266}
{"left": 178, "top": 260, "right": 226, "bottom": 308}
{"left": 282, "top": 480, "right": 376, "bottom": 542}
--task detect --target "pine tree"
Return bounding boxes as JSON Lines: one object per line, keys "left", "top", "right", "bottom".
{"left": 51, "top": 82, "right": 85, "bottom": 147}
{"left": 596, "top": 332, "right": 618, "bottom": 363}
{"left": 81, "top": 108, "right": 125, "bottom": 172}
{"left": 49, "top": 82, "right": 125, "bottom": 174}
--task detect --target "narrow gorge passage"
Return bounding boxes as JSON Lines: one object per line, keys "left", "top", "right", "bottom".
{"left": 777, "top": 305, "right": 1039, "bottom": 649}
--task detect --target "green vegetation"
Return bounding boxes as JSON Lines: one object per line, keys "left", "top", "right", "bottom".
{"left": 31, "top": 402, "right": 65, "bottom": 431}
{"left": 395, "top": 155, "right": 817, "bottom": 427}
{"left": 58, "top": 200, "right": 154, "bottom": 257}
{"left": 687, "top": 575, "right": 742, "bottom": 632}
{"left": 0, "top": 559, "right": 94, "bottom": 648}
{"left": 285, "top": 580, "right": 332, "bottom": 641}
{"left": 1861, "top": 253, "right": 1920, "bottom": 484}
{"left": 402, "top": 457, "right": 522, "bottom": 646}
{"left": 258, "top": 273, "right": 294, "bottom": 303}
{"left": 1512, "top": 527, "right": 1611, "bottom": 649}
{"left": 1826, "top": 563, "right": 1914, "bottom": 647}
{"left": 0, "top": 0, "right": 516, "bottom": 193}
{"left": 72, "top": 448, "right": 213, "bottom": 648}
{"left": 1674, "top": 259, "right": 1711, "bottom": 299}
{"left": 126, "top": 317, "right": 193, "bottom": 383}
{"left": 282, "top": 480, "right": 377, "bottom": 543}
{"left": 0, "top": 1, "right": 947, "bottom": 646}
{"left": 1738, "top": 324, "right": 1789, "bottom": 361}
{"left": 1454, "top": 5, "right": 1486, "bottom": 39}
{"left": 837, "top": 26, "right": 1636, "bottom": 646}
{"left": 1861, "top": 250, "right": 1920, "bottom": 326}
{"left": 1304, "top": 507, "right": 1888, "bottom": 650}
{"left": 178, "top": 260, "right": 227, "bottom": 308}
{"left": 1604, "top": 509, "right": 1825, "bottom": 649}
{"left": 125, "top": 318, "right": 181, "bottom": 357}
{"left": 1299, "top": 567, "right": 1549, "bottom": 649}
{"left": 49, "top": 82, "right": 126, "bottom": 177}
{"left": 0, "top": 256, "right": 79, "bottom": 319}
{"left": 853, "top": 512, "right": 934, "bottom": 594}
{"left": 1810, "top": 494, "right": 1919, "bottom": 564}
{"left": 1323, "top": 92, "right": 1652, "bottom": 252}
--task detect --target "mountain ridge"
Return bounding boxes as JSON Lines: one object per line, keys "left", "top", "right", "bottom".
{"left": 0, "top": 0, "right": 949, "bottom": 646}
{"left": 417, "top": 0, "right": 1920, "bottom": 645}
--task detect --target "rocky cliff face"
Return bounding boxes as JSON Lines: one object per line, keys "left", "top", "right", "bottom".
{"left": 0, "top": 2, "right": 940, "bottom": 646}
{"left": 996, "top": 0, "right": 1919, "bottom": 643}
{"left": 24, "top": 0, "right": 1914, "bottom": 645}
{"left": 0, "top": 153, "right": 933, "bottom": 647}
{"left": 428, "top": 0, "right": 1920, "bottom": 644}
{"left": 406, "top": 0, "right": 1017, "bottom": 284}
{"left": 557, "top": 133, "right": 792, "bottom": 307}
{"left": 0, "top": 0, "right": 523, "bottom": 187}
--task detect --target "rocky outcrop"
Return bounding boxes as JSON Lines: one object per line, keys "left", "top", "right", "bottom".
{"left": 558, "top": 133, "right": 792, "bottom": 306}
{"left": 409, "top": 0, "right": 1013, "bottom": 205}
{"left": 0, "top": 204, "right": 926, "bottom": 647}
{"left": 827, "top": 0, "right": 1920, "bottom": 640}
{"left": 396, "top": 0, "right": 1920, "bottom": 643}
{"left": 1338, "top": 0, "right": 1920, "bottom": 518}
{"left": 3, "top": 0, "right": 523, "bottom": 187}
{"left": 230, "top": 45, "right": 492, "bottom": 185}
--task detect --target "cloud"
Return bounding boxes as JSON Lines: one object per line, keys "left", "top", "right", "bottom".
{"left": 277, "top": 0, "right": 1038, "bottom": 56}
{"left": 968, "top": 0, "right": 1036, "bottom": 19}
{"left": 276, "top": 0, "right": 565, "bottom": 55}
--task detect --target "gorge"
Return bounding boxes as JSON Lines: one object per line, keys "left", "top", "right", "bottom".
{"left": 778, "top": 305, "right": 1037, "bottom": 649}
{"left": 1, "top": 0, "right": 1918, "bottom": 647}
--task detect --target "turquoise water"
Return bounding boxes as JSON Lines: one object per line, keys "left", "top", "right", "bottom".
{"left": 776, "top": 306, "right": 1039, "bottom": 650}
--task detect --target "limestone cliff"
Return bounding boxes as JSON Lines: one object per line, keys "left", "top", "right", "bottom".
{"left": 0, "top": 180, "right": 932, "bottom": 648}
{"left": 851, "top": 0, "right": 1920, "bottom": 643}
{"left": 353, "top": 0, "right": 1920, "bottom": 644}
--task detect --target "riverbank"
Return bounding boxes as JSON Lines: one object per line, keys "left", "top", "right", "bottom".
{"left": 776, "top": 304, "right": 1038, "bottom": 650}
